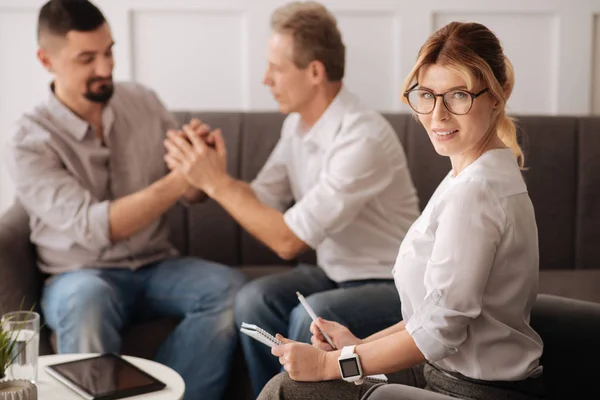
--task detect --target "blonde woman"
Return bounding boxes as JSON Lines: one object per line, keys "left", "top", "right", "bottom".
{"left": 257, "top": 21, "right": 546, "bottom": 400}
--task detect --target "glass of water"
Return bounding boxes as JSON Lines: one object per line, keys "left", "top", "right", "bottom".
{"left": 1, "top": 311, "right": 40, "bottom": 383}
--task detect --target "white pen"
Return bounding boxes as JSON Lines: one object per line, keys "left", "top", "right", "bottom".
{"left": 296, "top": 291, "right": 337, "bottom": 350}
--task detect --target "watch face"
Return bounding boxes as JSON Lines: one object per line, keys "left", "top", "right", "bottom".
{"left": 340, "top": 358, "right": 360, "bottom": 378}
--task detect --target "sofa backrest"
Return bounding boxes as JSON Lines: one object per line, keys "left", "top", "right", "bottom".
{"left": 171, "top": 112, "right": 600, "bottom": 272}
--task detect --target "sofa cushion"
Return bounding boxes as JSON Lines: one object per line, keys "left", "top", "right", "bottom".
{"left": 381, "top": 113, "right": 410, "bottom": 149}
{"left": 538, "top": 270, "right": 600, "bottom": 303}
{"left": 576, "top": 117, "right": 600, "bottom": 270}
{"left": 517, "top": 116, "right": 578, "bottom": 271}
{"left": 0, "top": 202, "right": 42, "bottom": 313}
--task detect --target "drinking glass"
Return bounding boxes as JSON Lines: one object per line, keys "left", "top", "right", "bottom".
{"left": 1, "top": 311, "right": 40, "bottom": 383}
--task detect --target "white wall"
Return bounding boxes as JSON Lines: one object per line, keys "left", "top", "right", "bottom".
{"left": 0, "top": 0, "right": 599, "bottom": 212}
{"left": 594, "top": 13, "right": 600, "bottom": 114}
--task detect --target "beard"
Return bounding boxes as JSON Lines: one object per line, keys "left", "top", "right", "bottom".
{"left": 84, "top": 76, "right": 114, "bottom": 104}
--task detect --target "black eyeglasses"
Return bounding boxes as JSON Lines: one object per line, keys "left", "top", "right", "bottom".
{"left": 403, "top": 83, "right": 489, "bottom": 115}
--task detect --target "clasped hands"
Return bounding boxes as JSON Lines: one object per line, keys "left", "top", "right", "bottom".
{"left": 163, "top": 118, "right": 228, "bottom": 197}
{"left": 272, "top": 317, "right": 363, "bottom": 382}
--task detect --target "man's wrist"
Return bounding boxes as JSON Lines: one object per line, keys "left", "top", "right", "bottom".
{"left": 166, "top": 170, "right": 191, "bottom": 197}
{"left": 208, "top": 174, "right": 235, "bottom": 200}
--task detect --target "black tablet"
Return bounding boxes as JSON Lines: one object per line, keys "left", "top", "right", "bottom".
{"left": 44, "top": 353, "right": 167, "bottom": 400}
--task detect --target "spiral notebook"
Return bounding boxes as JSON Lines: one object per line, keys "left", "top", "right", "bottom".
{"left": 239, "top": 322, "right": 387, "bottom": 383}
{"left": 240, "top": 322, "right": 283, "bottom": 347}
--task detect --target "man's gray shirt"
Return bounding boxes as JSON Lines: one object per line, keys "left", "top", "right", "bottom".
{"left": 4, "top": 82, "right": 179, "bottom": 274}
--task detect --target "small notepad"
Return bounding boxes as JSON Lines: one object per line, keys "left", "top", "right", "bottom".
{"left": 364, "top": 374, "right": 388, "bottom": 383}
{"left": 240, "top": 322, "right": 283, "bottom": 348}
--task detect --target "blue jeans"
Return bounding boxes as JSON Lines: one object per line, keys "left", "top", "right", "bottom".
{"left": 234, "top": 265, "right": 403, "bottom": 398}
{"left": 41, "top": 257, "right": 246, "bottom": 400}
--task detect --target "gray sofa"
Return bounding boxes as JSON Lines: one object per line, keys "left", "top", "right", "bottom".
{"left": 1, "top": 112, "right": 600, "bottom": 399}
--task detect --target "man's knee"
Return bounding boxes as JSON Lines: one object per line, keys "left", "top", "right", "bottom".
{"left": 288, "top": 293, "right": 332, "bottom": 342}
{"left": 234, "top": 276, "right": 281, "bottom": 323}
{"left": 222, "top": 267, "right": 247, "bottom": 303}
{"left": 178, "top": 259, "right": 247, "bottom": 308}
{"left": 205, "top": 266, "right": 247, "bottom": 309}
{"left": 289, "top": 303, "right": 313, "bottom": 333}
{"left": 289, "top": 290, "right": 333, "bottom": 323}
{"left": 289, "top": 290, "right": 346, "bottom": 342}
{"left": 45, "top": 273, "right": 119, "bottom": 327}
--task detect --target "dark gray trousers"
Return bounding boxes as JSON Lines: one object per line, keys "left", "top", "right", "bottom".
{"left": 257, "top": 363, "right": 546, "bottom": 400}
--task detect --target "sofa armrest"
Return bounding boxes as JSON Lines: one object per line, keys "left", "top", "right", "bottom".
{"left": 531, "top": 294, "right": 600, "bottom": 399}
{"left": 0, "top": 202, "right": 42, "bottom": 313}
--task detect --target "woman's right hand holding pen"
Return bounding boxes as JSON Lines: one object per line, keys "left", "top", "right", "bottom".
{"left": 309, "top": 317, "right": 363, "bottom": 351}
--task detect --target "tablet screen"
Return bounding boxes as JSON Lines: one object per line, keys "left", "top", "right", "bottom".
{"left": 46, "top": 353, "right": 166, "bottom": 400}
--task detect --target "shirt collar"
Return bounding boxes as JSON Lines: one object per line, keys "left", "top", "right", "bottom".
{"left": 301, "top": 85, "right": 353, "bottom": 150}
{"left": 47, "top": 83, "right": 115, "bottom": 141}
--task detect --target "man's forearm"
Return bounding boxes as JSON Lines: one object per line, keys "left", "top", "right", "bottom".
{"left": 109, "top": 172, "right": 188, "bottom": 242}
{"left": 211, "top": 177, "right": 307, "bottom": 259}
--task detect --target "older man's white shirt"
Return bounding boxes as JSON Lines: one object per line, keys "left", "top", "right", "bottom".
{"left": 252, "top": 87, "right": 420, "bottom": 282}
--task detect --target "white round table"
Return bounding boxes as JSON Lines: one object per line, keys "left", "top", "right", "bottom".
{"left": 36, "top": 354, "right": 185, "bottom": 400}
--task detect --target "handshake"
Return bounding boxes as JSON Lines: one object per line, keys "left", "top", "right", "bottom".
{"left": 173, "top": 118, "right": 217, "bottom": 145}
{"left": 163, "top": 118, "right": 229, "bottom": 197}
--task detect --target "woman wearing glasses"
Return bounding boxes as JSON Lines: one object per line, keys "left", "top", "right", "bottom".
{"left": 257, "top": 21, "right": 546, "bottom": 400}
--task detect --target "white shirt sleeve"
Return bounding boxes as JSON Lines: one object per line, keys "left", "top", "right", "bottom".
{"left": 283, "top": 124, "right": 394, "bottom": 249}
{"left": 405, "top": 180, "right": 506, "bottom": 362}
{"left": 250, "top": 133, "right": 294, "bottom": 212}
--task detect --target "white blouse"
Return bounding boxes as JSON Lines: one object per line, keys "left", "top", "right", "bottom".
{"left": 393, "top": 148, "right": 543, "bottom": 381}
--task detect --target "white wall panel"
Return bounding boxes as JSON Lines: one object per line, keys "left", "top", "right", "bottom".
{"left": 593, "top": 14, "right": 600, "bottom": 115}
{"left": 131, "top": 10, "right": 246, "bottom": 110}
{"left": 336, "top": 12, "right": 401, "bottom": 112}
{"left": 243, "top": 9, "right": 277, "bottom": 110}
{"left": 434, "top": 13, "right": 558, "bottom": 115}
{"left": 0, "top": 9, "right": 51, "bottom": 211}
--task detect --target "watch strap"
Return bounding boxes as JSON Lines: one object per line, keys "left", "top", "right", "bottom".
{"left": 341, "top": 345, "right": 356, "bottom": 357}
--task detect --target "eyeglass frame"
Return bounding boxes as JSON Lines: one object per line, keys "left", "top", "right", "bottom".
{"left": 403, "top": 83, "right": 489, "bottom": 115}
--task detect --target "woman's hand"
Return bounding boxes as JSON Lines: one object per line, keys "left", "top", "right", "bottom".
{"left": 271, "top": 335, "right": 336, "bottom": 381}
{"left": 310, "top": 317, "right": 362, "bottom": 351}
